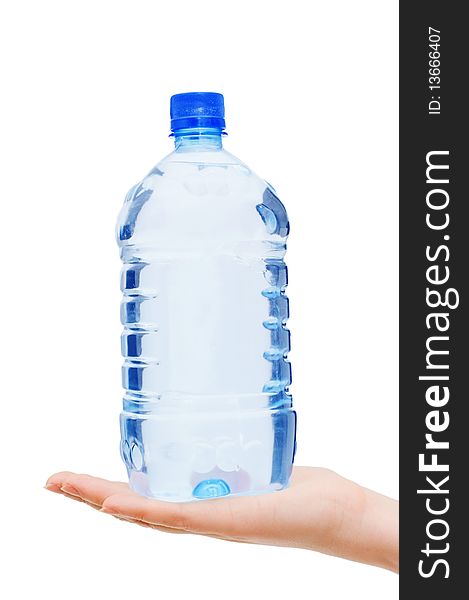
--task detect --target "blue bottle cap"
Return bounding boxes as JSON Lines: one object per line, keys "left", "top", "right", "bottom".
{"left": 170, "top": 92, "right": 225, "bottom": 132}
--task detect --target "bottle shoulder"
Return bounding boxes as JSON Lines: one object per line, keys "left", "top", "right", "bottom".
{"left": 138, "top": 147, "right": 278, "bottom": 202}
{"left": 159, "top": 147, "right": 246, "bottom": 167}
{"left": 116, "top": 148, "right": 289, "bottom": 250}
{"left": 152, "top": 148, "right": 262, "bottom": 185}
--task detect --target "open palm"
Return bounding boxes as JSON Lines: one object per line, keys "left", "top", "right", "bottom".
{"left": 46, "top": 466, "right": 398, "bottom": 572}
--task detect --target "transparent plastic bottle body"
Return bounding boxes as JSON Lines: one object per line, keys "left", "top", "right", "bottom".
{"left": 117, "top": 132, "right": 296, "bottom": 501}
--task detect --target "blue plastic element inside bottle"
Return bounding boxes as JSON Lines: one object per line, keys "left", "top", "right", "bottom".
{"left": 117, "top": 92, "right": 296, "bottom": 502}
{"left": 192, "top": 479, "right": 231, "bottom": 499}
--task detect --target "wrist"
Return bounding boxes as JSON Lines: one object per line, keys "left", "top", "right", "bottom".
{"left": 321, "top": 477, "right": 399, "bottom": 572}
{"left": 359, "top": 487, "right": 399, "bottom": 572}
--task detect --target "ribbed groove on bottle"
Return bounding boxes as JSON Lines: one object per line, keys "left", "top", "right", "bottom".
{"left": 122, "top": 291, "right": 158, "bottom": 299}
{"left": 123, "top": 358, "right": 160, "bottom": 366}
{"left": 123, "top": 324, "right": 159, "bottom": 332}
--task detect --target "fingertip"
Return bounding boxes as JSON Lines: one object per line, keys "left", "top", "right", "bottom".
{"left": 60, "top": 483, "right": 81, "bottom": 497}
{"left": 101, "top": 493, "right": 135, "bottom": 520}
{"left": 44, "top": 482, "right": 61, "bottom": 493}
{"left": 45, "top": 471, "right": 76, "bottom": 487}
{"left": 100, "top": 505, "right": 115, "bottom": 514}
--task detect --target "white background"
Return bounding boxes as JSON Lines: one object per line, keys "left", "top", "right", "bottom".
{"left": 1, "top": 1, "right": 398, "bottom": 598}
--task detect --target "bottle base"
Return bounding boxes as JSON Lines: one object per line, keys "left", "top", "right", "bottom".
{"left": 120, "top": 406, "right": 296, "bottom": 502}
{"left": 128, "top": 471, "right": 290, "bottom": 503}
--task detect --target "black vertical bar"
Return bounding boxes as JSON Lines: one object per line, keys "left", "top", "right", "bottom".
{"left": 400, "top": 1, "right": 467, "bottom": 595}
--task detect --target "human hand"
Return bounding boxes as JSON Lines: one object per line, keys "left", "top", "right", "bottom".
{"left": 45, "top": 466, "right": 398, "bottom": 572}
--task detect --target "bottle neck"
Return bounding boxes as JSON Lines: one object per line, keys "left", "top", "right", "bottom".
{"left": 172, "top": 127, "right": 224, "bottom": 152}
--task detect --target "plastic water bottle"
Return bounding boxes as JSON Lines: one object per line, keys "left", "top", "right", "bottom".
{"left": 117, "top": 93, "right": 296, "bottom": 501}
